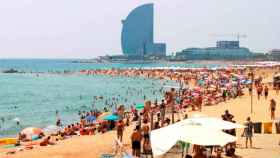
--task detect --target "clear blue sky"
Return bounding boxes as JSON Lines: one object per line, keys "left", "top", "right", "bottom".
{"left": 0, "top": 0, "right": 279, "bottom": 58}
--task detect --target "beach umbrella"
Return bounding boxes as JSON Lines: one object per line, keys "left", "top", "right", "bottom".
{"left": 151, "top": 122, "right": 236, "bottom": 157}
{"left": 194, "top": 86, "right": 202, "bottom": 92}
{"left": 43, "top": 125, "right": 62, "bottom": 135}
{"left": 21, "top": 127, "right": 43, "bottom": 139}
{"left": 97, "top": 112, "right": 111, "bottom": 120}
{"left": 13, "top": 117, "right": 20, "bottom": 122}
{"left": 102, "top": 114, "right": 119, "bottom": 121}
{"left": 135, "top": 103, "right": 144, "bottom": 110}
{"left": 180, "top": 117, "right": 245, "bottom": 130}
{"left": 85, "top": 115, "right": 96, "bottom": 122}
{"left": 180, "top": 125, "right": 236, "bottom": 146}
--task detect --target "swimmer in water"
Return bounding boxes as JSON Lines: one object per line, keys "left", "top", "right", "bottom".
{"left": 1, "top": 117, "right": 4, "bottom": 123}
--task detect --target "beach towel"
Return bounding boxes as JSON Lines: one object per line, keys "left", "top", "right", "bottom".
{"left": 263, "top": 122, "right": 273, "bottom": 134}
{"left": 275, "top": 122, "right": 280, "bottom": 134}
{"left": 253, "top": 122, "right": 262, "bottom": 134}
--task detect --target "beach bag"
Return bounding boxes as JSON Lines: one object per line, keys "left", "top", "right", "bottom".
{"left": 253, "top": 122, "right": 262, "bottom": 134}
{"left": 275, "top": 122, "right": 280, "bottom": 134}
{"left": 263, "top": 122, "right": 273, "bottom": 134}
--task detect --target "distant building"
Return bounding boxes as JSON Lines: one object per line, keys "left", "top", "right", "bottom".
{"left": 269, "top": 49, "right": 280, "bottom": 54}
{"left": 268, "top": 49, "right": 280, "bottom": 60}
{"left": 176, "top": 41, "right": 253, "bottom": 60}
{"left": 121, "top": 3, "right": 166, "bottom": 58}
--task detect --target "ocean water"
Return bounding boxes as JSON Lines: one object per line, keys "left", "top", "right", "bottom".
{"left": 0, "top": 59, "right": 223, "bottom": 137}
{"left": 0, "top": 59, "right": 224, "bottom": 72}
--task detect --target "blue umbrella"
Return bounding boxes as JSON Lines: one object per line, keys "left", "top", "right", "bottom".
{"left": 103, "top": 114, "right": 119, "bottom": 121}
{"left": 85, "top": 115, "right": 96, "bottom": 122}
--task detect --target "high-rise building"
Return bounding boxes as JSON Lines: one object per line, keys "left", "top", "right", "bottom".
{"left": 121, "top": 3, "right": 166, "bottom": 58}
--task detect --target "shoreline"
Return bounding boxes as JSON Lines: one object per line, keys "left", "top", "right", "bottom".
{"left": 1, "top": 64, "right": 280, "bottom": 158}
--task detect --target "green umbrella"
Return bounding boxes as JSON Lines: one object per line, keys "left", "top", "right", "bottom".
{"left": 135, "top": 103, "right": 144, "bottom": 110}
{"left": 103, "top": 114, "right": 119, "bottom": 121}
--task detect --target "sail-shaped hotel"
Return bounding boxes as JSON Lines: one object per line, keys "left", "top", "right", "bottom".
{"left": 121, "top": 4, "right": 166, "bottom": 58}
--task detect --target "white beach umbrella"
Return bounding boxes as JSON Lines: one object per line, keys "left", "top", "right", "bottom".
{"left": 43, "top": 125, "right": 62, "bottom": 135}
{"left": 151, "top": 117, "right": 244, "bottom": 157}
{"left": 180, "top": 117, "right": 245, "bottom": 130}
{"left": 179, "top": 125, "right": 236, "bottom": 146}
{"left": 13, "top": 117, "right": 20, "bottom": 122}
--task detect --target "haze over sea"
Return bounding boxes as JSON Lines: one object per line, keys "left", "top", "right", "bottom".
{"left": 0, "top": 59, "right": 223, "bottom": 137}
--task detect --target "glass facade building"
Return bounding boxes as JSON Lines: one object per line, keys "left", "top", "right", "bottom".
{"left": 121, "top": 4, "right": 166, "bottom": 57}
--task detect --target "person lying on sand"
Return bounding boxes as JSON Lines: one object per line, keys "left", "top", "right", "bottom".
{"left": 39, "top": 136, "right": 55, "bottom": 146}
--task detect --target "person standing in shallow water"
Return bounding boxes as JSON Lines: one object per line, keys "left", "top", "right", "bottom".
{"left": 243, "top": 117, "right": 254, "bottom": 148}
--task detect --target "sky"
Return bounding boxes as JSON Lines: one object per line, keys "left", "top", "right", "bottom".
{"left": 0, "top": 0, "right": 279, "bottom": 58}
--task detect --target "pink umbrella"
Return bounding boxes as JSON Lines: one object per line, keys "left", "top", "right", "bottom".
{"left": 194, "top": 86, "right": 201, "bottom": 92}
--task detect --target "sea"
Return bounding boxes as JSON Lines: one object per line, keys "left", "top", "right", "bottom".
{"left": 0, "top": 59, "right": 224, "bottom": 137}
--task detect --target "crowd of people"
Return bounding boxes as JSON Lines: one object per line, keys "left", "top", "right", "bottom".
{"left": 9, "top": 66, "right": 280, "bottom": 157}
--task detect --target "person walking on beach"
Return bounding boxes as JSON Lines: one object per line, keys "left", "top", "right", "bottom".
{"left": 257, "top": 85, "right": 263, "bottom": 100}
{"left": 142, "top": 119, "right": 150, "bottom": 144}
{"left": 131, "top": 125, "right": 142, "bottom": 157}
{"left": 159, "top": 100, "right": 166, "bottom": 127}
{"left": 264, "top": 85, "right": 269, "bottom": 100}
{"left": 243, "top": 117, "right": 254, "bottom": 148}
{"left": 276, "top": 84, "right": 280, "bottom": 95}
{"left": 116, "top": 120, "right": 125, "bottom": 142}
{"left": 197, "top": 95, "right": 203, "bottom": 112}
{"left": 270, "top": 99, "right": 276, "bottom": 120}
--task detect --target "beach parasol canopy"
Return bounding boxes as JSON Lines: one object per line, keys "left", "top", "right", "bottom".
{"left": 151, "top": 117, "right": 244, "bottom": 157}
{"left": 21, "top": 127, "right": 43, "bottom": 139}
{"left": 97, "top": 112, "right": 111, "bottom": 120}
{"left": 85, "top": 115, "right": 96, "bottom": 122}
{"left": 13, "top": 117, "right": 20, "bottom": 122}
{"left": 135, "top": 103, "right": 144, "bottom": 110}
{"left": 102, "top": 114, "right": 119, "bottom": 121}
{"left": 43, "top": 125, "right": 62, "bottom": 135}
{"left": 181, "top": 117, "right": 245, "bottom": 130}
{"left": 179, "top": 125, "right": 237, "bottom": 146}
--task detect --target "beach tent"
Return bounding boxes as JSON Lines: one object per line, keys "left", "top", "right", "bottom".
{"left": 102, "top": 114, "right": 119, "bottom": 121}
{"left": 43, "top": 125, "right": 62, "bottom": 135}
{"left": 151, "top": 117, "right": 244, "bottom": 157}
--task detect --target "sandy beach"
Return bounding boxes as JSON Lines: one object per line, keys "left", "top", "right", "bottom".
{"left": 1, "top": 67, "right": 280, "bottom": 158}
